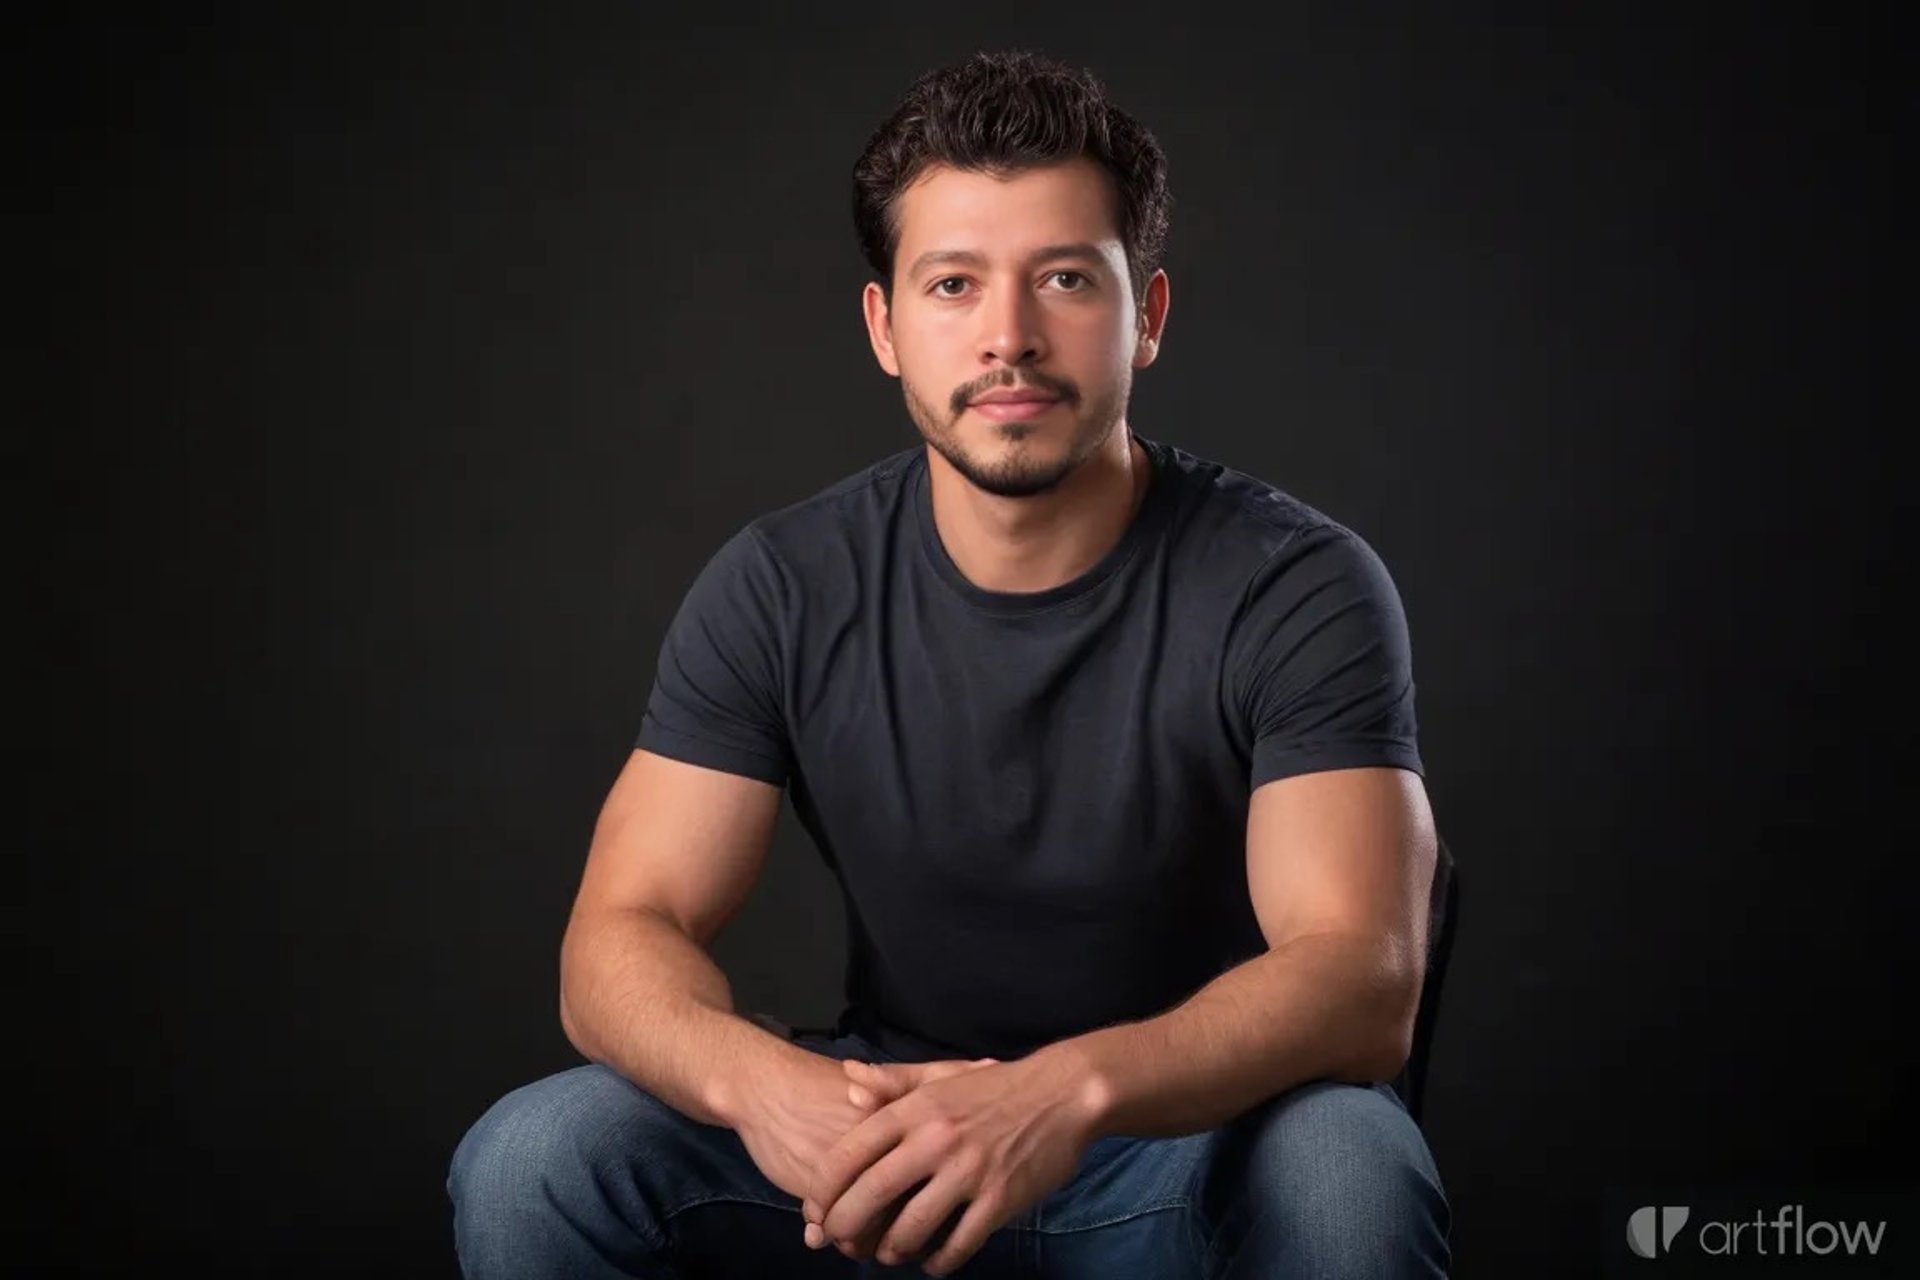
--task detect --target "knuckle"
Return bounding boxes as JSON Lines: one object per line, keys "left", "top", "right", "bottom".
{"left": 921, "top": 1115, "right": 961, "bottom": 1146}
{"left": 881, "top": 1226, "right": 924, "bottom": 1260}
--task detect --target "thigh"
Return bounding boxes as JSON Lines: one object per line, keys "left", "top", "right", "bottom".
{"left": 1193, "top": 1080, "right": 1450, "bottom": 1278}
{"left": 1024, "top": 1082, "right": 1449, "bottom": 1280}
{"left": 1027, "top": 1130, "right": 1213, "bottom": 1279}
{"left": 452, "top": 1062, "right": 810, "bottom": 1274}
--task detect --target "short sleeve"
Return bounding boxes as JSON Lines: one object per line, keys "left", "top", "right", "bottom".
{"left": 1227, "top": 523, "right": 1424, "bottom": 789}
{"left": 634, "top": 526, "right": 792, "bottom": 786}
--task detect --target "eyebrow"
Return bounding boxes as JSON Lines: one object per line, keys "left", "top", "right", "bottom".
{"left": 906, "top": 242, "right": 1110, "bottom": 279}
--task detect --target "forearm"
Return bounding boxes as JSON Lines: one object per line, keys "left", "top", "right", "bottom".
{"left": 559, "top": 905, "right": 803, "bottom": 1128}
{"left": 1044, "top": 932, "right": 1417, "bottom": 1141}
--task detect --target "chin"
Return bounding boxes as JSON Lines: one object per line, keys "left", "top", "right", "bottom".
{"left": 968, "top": 467, "right": 1074, "bottom": 499}
{"left": 943, "top": 438, "right": 1081, "bottom": 498}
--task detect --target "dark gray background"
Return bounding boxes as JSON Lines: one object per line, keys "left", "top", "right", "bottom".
{"left": 19, "top": 4, "right": 1910, "bottom": 1276}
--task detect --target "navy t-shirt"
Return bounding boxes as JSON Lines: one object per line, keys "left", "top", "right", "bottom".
{"left": 635, "top": 432, "right": 1423, "bottom": 1063}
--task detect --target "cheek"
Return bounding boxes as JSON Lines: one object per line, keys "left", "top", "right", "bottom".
{"left": 888, "top": 316, "right": 952, "bottom": 366}
{"left": 1056, "top": 305, "right": 1133, "bottom": 355}
{"left": 895, "top": 329, "right": 974, "bottom": 387}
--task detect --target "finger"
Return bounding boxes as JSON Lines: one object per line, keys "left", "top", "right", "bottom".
{"left": 920, "top": 1192, "right": 1008, "bottom": 1278}
{"left": 841, "top": 1174, "right": 929, "bottom": 1262}
{"left": 842, "top": 1057, "right": 996, "bottom": 1073}
{"left": 845, "top": 1059, "right": 924, "bottom": 1086}
{"left": 844, "top": 1060, "right": 940, "bottom": 1106}
{"left": 872, "top": 1161, "right": 974, "bottom": 1267}
{"left": 841, "top": 1059, "right": 1001, "bottom": 1116}
{"left": 920, "top": 1061, "right": 976, "bottom": 1083}
{"left": 818, "top": 1128, "right": 943, "bottom": 1256}
{"left": 917, "top": 1197, "right": 969, "bottom": 1263}
{"left": 802, "top": 1108, "right": 904, "bottom": 1226}
{"left": 844, "top": 1061, "right": 914, "bottom": 1103}
{"left": 846, "top": 1058, "right": 985, "bottom": 1088}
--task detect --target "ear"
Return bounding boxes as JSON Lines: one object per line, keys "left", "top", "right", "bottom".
{"left": 1132, "top": 268, "right": 1170, "bottom": 370}
{"left": 863, "top": 281, "right": 901, "bottom": 377}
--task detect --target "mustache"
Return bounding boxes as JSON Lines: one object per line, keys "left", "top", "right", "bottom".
{"left": 950, "top": 371, "right": 1079, "bottom": 414}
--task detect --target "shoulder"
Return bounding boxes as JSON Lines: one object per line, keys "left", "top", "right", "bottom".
{"left": 1146, "top": 436, "right": 1376, "bottom": 581}
{"left": 735, "top": 444, "right": 922, "bottom": 571}
{"left": 679, "top": 445, "right": 920, "bottom": 595}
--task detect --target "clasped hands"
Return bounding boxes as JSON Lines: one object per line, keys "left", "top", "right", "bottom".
{"left": 799, "top": 1049, "right": 1100, "bottom": 1276}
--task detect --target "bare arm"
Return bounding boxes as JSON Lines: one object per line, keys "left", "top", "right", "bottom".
{"left": 1041, "top": 766, "right": 1436, "bottom": 1139}
{"left": 559, "top": 747, "right": 814, "bottom": 1127}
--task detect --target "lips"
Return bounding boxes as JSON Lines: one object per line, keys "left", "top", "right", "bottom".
{"left": 969, "top": 396, "right": 1060, "bottom": 421}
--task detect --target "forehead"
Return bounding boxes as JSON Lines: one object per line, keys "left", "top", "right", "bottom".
{"left": 892, "top": 157, "right": 1123, "bottom": 265}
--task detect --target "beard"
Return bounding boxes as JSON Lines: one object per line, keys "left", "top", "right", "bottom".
{"left": 900, "top": 366, "right": 1130, "bottom": 499}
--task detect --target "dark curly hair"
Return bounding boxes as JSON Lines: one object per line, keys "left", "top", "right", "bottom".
{"left": 851, "top": 49, "right": 1171, "bottom": 307}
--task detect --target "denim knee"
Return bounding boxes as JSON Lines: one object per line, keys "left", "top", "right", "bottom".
{"left": 448, "top": 1065, "right": 677, "bottom": 1277}
{"left": 1200, "top": 1080, "right": 1451, "bottom": 1278}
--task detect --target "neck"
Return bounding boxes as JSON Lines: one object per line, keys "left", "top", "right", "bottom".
{"left": 926, "top": 425, "right": 1151, "bottom": 595}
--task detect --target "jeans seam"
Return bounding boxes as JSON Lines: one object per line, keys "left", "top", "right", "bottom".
{"left": 1031, "top": 1196, "right": 1190, "bottom": 1235}
{"left": 665, "top": 1192, "right": 799, "bottom": 1221}
{"left": 1183, "top": 1126, "right": 1215, "bottom": 1276}
{"left": 575, "top": 1103, "right": 671, "bottom": 1255}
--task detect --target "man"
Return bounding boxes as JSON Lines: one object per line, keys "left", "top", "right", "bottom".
{"left": 450, "top": 48, "right": 1451, "bottom": 1278}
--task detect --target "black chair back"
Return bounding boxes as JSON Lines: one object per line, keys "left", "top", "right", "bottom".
{"left": 1393, "top": 833, "right": 1458, "bottom": 1126}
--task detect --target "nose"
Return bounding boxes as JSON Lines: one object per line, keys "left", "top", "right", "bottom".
{"left": 978, "top": 284, "right": 1047, "bottom": 368}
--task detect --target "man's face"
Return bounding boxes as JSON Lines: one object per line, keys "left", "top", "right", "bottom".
{"left": 862, "top": 157, "right": 1166, "bottom": 498}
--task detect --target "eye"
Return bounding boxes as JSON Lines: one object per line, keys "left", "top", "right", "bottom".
{"left": 1049, "top": 270, "right": 1090, "bottom": 291}
{"left": 932, "top": 276, "right": 969, "bottom": 297}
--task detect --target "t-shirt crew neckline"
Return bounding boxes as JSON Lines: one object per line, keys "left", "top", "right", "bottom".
{"left": 909, "top": 430, "right": 1175, "bottom": 616}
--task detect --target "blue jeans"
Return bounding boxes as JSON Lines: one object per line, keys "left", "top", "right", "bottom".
{"left": 448, "top": 1027, "right": 1450, "bottom": 1277}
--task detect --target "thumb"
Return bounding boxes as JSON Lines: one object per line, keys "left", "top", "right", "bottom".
{"left": 844, "top": 1057, "right": 1000, "bottom": 1107}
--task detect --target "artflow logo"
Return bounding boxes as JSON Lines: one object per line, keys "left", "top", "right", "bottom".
{"left": 1627, "top": 1203, "right": 1888, "bottom": 1261}
{"left": 1628, "top": 1206, "right": 1693, "bottom": 1258}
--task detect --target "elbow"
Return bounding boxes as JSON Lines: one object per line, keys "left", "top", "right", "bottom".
{"left": 557, "top": 930, "right": 593, "bottom": 1059}
{"left": 559, "top": 980, "right": 609, "bottom": 1064}
{"left": 1359, "top": 1020, "right": 1416, "bottom": 1085}
{"left": 1333, "top": 1028, "right": 1412, "bottom": 1086}
{"left": 559, "top": 989, "right": 585, "bottom": 1056}
{"left": 1336, "top": 965, "right": 1423, "bottom": 1084}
